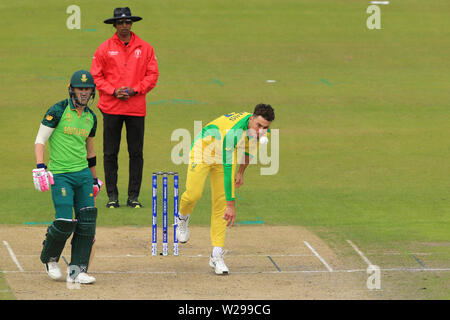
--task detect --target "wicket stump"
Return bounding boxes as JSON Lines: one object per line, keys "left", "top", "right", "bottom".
{"left": 152, "top": 171, "right": 179, "bottom": 256}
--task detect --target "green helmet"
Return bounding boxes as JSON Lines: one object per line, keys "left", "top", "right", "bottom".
{"left": 69, "top": 70, "right": 96, "bottom": 104}
{"left": 70, "top": 70, "right": 95, "bottom": 88}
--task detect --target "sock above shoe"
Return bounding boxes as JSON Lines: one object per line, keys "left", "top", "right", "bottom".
{"left": 212, "top": 246, "right": 223, "bottom": 257}
{"left": 178, "top": 213, "right": 190, "bottom": 220}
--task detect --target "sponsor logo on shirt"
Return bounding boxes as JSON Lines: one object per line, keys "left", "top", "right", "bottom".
{"left": 135, "top": 49, "right": 142, "bottom": 58}
{"left": 224, "top": 112, "right": 244, "bottom": 121}
{"left": 64, "top": 126, "right": 90, "bottom": 138}
{"left": 108, "top": 51, "right": 119, "bottom": 56}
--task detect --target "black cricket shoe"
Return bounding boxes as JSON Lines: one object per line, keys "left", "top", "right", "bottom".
{"left": 127, "top": 198, "right": 143, "bottom": 208}
{"left": 106, "top": 198, "right": 119, "bottom": 208}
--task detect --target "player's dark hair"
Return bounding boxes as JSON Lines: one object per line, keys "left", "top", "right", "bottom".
{"left": 253, "top": 103, "right": 275, "bottom": 122}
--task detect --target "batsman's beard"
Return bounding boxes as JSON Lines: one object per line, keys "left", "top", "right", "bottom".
{"left": 72, "top": 94, "right": 92, "bottom": 109}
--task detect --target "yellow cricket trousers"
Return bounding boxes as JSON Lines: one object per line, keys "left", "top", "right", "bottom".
{"left": 179, "top": 163, "right": 234, "bottom": 247}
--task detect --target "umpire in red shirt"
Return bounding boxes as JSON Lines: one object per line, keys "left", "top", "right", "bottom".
{"left": 91, "top": 7, "right": 159, "bottom": 208}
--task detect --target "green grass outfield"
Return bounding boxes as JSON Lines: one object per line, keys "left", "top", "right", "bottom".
{"left": 1, "top": 0, "right": 449, "bottom": 299}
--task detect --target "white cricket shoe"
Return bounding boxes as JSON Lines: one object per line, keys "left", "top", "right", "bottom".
{"left": 176, "top": 215, "right": 190, "bottom": 243}
{"left": 45, "top": 261, "right": 63, "bottom": 281}
{"left": 209, "top": 253, "right": 229, "bottom": 275}
{"left": 67, "top": 269, "right": 96, "bottom": 284}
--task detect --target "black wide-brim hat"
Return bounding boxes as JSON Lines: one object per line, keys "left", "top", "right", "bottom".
{"left": 104, "top": 7, "right": 142, "bottom": 24}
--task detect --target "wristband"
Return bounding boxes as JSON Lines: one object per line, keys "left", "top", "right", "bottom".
{"left": 37, "top": 163, "right": 47, "bottom": 169}
{"left": 87, "top": 156, "right": 96, "bottom": 168}
{"left": 93, "top": 177, "right": 98, "bottom": 185}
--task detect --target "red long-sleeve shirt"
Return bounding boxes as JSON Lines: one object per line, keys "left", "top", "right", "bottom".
{"left": 90, "top": 32, "right": 159, "bottom": 116}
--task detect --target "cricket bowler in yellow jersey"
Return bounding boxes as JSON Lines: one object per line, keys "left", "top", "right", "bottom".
{"left": 177, "top": 103, "right": 275, "bottom": 274}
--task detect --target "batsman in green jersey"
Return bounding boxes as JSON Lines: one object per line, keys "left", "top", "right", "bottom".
{"left": 33, "top": 70, "right": 102, "bottom": 284}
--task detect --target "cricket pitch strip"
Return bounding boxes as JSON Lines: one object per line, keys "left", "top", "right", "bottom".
{"left": 1, "top": 225, "right": 448, "bottom": 299}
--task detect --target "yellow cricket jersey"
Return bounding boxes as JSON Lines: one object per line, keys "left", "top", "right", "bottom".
{"left": 190, "top": 112, "right": 258, "bottom": 201}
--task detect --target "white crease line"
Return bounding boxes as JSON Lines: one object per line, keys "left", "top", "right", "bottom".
{"left": 14, "top": 253, "right": 315, "bottom": 258}
{"left": 367, "top": 252, "right": 432, "bottom": 256}
{"left": 97, "top": 253, "right": 314, "bottom": 258}
{"left": 2, "top": 268, "right": 450, "bottom": 275}
{"left": 347, "top": 240, "right": 374, "bottom": 267}
{"left": 2, "top": 241, "right": 24, "bottom": 272}
{"left": 303, "top": 241, "right": 333, "bottom": 272}
{"left": 15, "top": 252, "right": 436, "bottom": 257}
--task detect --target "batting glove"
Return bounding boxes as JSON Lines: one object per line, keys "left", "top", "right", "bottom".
{"left": 93, "top": 178, "right": 103, "bottom": 199}
{"left": 32, "top": 164, "right": 54, "bottom": 192}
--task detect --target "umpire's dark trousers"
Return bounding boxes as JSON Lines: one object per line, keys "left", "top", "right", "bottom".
{"left": 102, "top": 112, "right": 145, "bottom": 201}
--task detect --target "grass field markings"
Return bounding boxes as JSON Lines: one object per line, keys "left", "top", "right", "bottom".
{"left": 319, "top": 79, "right": 332, "bottom": 86}
{"left": 366, "top": 252, "right": 432, "bottom": 256}
{"left": 211, "top": 79, "right": 224, "bottom": 86}
{"left": 411, "top": 255, "right": 426, "bottom": 269}
{"left": 236, "top": 216, "right": 264, "bottom": 225}
{"left": 267, "top": 256, "right": 282, "bottom": 272}
{"left": 147, "top": 99, "right": 169, "bottom": 105}
{"left": 303, "top": 241, "right": 333, "bottom": 272}
{"left": 346, "top": 240, "right": 374, "bottom": 267}
{"left": 2, "top": 241, "right": 24, "bottom": 272}
{"left": 375, "top": 268, "right": 450, "bottom": 272}
{"left": 23, "top": 221, "right": 52, "bottom": 225}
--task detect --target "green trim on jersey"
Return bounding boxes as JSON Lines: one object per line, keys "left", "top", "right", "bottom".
{"left": 222, "top": 114, "right": 251, "bottom": 201}
{"left": 41, "top": 99, "right": 97, "bottom": 174}
{"left": 190, "top": 124, "right": 221, "bottom": 150}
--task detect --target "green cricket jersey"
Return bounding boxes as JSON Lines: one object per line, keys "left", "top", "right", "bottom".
{"left": 41, "top": 99, "right": 97, "bottom": 174}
